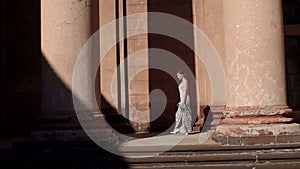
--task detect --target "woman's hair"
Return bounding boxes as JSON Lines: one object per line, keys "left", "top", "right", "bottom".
{"left": 177, "top": 70, "right": 188, "bottom": 78}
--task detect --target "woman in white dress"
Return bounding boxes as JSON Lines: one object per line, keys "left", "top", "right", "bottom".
{"left": 170, "top": 70, "right": 192, "bottom": 135}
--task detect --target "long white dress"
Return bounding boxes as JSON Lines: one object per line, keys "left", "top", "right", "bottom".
{"left": 174, "top": 82, "right": 192, "bottom": 134}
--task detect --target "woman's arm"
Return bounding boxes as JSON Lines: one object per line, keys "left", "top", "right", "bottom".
{"left": 181, "top": 78, "right": 188, "bottom": 104}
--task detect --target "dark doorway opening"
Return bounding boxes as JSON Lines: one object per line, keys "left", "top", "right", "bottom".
{"left": 283, "top": 0, "right": 300, "bottom": 121}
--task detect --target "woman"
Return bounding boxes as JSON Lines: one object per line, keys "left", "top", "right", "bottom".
{"left": 170, "top": 70, "right": 192, "bottom": 135}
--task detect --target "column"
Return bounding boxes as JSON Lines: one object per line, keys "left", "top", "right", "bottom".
{"left": 214, "top": 0, "right": 300, "bottom": 145}
{"left": 37, "top": 0, "right": 101, "bottom": 141}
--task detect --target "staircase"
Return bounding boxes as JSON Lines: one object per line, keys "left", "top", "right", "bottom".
{"left": 3, "top": 133, "right": 300, "bottom": 169}
{"left": 122, "top": 144, "right": 300, "bottom": 169}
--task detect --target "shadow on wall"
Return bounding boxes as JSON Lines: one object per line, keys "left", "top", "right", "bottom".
{"left": 1, "top": 58, "right": 131, "bottom": 169}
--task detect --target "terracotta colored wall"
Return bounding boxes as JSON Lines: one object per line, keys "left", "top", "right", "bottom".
{"left": 100, "top": 0, "right": 118, "bottom": 111}
{"left": 127, "top": 0, "right": 150, "bottom": 132}
{"left": 99, "top": 0, "right": 225, "bottom": 131}
{"left": 39, "top": 0, "right": 298, "bottom": 134}
{"left": 100, "top": 0, "right": 150, "bottom": 132}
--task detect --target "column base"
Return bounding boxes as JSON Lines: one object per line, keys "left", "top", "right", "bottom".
{"left": 193, "top": 105, "right": 207, "bottom": 132}
{"left": 213, "top": 123, "right": 300, "bottom": 145}
{"left": 209, "top": 106, "right": 225, "bottom": 131}
{"left": 193, "top": 105, "right": 225, "bottom": 132}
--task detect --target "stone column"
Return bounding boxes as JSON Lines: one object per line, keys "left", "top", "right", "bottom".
{"left": 214, "top": 0, "right": 300, "bottom": 145}
{"left": 37, "top": 0, "right": 101, "bottom": 141}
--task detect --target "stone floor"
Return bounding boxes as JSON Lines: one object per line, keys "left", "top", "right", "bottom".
{"left": 120, "top": 131, "right": 217, "bottom": 152}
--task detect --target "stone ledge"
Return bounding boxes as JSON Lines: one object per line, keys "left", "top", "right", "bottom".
{"left": 213, "top": 123, "right": 300, "bottom": 145}
{"left": 223, "top": 106, "right": 292, "bottom": 118}
{"left": 213, "top": 133, "right": 300, "bottom": 145}
{"left": 220, "top": 116, "right": 294, "bottom": 125}
{"left": 216, "top": 123, "right": 300, "bottom": 137}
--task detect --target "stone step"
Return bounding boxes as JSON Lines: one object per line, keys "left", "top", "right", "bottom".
{"left": 6, "top": 139, "right": 300, "bottom": 169}
{"left": 128, "top": 160, "right": 300, "bottom": 169}
{"left": 121, "top": 145, "right": 300, "bottom": 168}
{"left": 123, "top": 147, "right": 300, "bottom": 162}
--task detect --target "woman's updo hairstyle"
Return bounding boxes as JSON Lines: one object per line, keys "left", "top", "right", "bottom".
{"left": 177, "top": 70, "right": 188, "bottom": 79}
